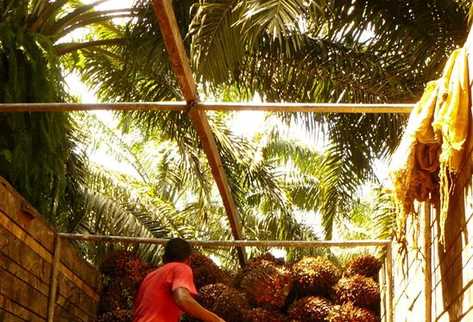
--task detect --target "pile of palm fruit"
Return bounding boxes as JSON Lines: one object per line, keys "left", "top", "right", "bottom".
{"left": 94, "top": 250, "right": 154, "bottom": 322}
{"left": 94, "top": 251, "right": 383, "bottom": 322}
{"left": 183, "top": 252, "right": 383, "bottom": 322}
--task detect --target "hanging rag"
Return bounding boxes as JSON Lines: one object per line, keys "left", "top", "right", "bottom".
{"left": 389, "top": 47, "right": 471, "bottom": 242}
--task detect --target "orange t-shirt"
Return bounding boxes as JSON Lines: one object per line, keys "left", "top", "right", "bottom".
{"left": 133, "top": 262, "right": 198, "bottom": 322}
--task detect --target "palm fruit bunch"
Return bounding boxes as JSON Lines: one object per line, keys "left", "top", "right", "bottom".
{"left": 327, "top": 302, "right": 379, "bottom": 322}
{"left": 333, "top": 274, "right": 380, "bottom": 309}
{"left": 246, "top": 252, "right": 285, "bottom": 268}
{"left": 197, "top": 283, "right": 250, "bottom": 322}
{"left": 344, "top": 255, "right": 382, "bottom": 279}
{"left": 95, "top": 309, "right": 133, "bottom": 322}
{"left": 233, "top": 253, "right": 284, "bottom": 287}
{"left": 100, "top": 250, "right": 153, "bottom": 285}
{"left": 244, "top": 308, "right": 287, "bottom": 322}
{"left": 287, "top": 296, "right": 332, "bottom": 322}
{"left": 239, "top": 259, "right": 293, "bottom": 309}
{"left": 291, "top": 257, "right": 341, "bottom": 296}
{"left": 189, "top": 253, "right": 231, "bottom": 289}
{"left": 96, "top": 250, "right": 153, "bottom": 322}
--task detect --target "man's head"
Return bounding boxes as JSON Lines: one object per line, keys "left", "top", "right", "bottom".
{"left": 163, "top": 238, "right": 192, "bottom": 264}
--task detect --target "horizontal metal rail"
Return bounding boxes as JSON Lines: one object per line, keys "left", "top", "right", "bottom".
{"left": 58, "top": 233, "right": 391, "bottom": 248}
{"left": 0, "top": 102, "right": 414, "bottom": 113}
{"left": 58, "top": 232, "right": 395, "bottom": 322}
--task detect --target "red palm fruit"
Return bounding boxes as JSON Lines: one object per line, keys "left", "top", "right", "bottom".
{"left": 190, "top": 253, "right": 231, "bottom": 289}
{"left": 327, "top": 302, "right": 379, "bottom": 322}
{"left": 198, "top": 283, "right": 250, "bottom": 322}
{"left": 288, "top": 296, "right": 333, "bottom": 322}
{"left": 292, "top": 257, "right": 341, "bottom": 296}
{"left": 333, "top": 274, "right": 380, "bottom": 309}
{"left": 240, "top": 260, "right": 293, "bottom": 309}
{"left": 345, "top": 255, "right": 382, "bottom": 279}
{"left": 244, "top": 307, "right": 287, "bottom": 322}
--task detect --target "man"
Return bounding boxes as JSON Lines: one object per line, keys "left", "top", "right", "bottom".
{"left": 134, "top": 238, "right": 226, "bottom": 322}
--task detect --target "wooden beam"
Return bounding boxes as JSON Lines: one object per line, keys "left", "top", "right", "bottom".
{"left": 187, "top": 105, "right": 244, "bottom": 240}
{"left": 58, "top": 233, "right": 391, "bottom": 248}
{"left": 0, "top": 101, "right": 415, "bottom": 113}
{"left": 151, "top": 0, "right": 246, "bottom": 265}
{"left": 151, "top": 0, "right": 197, "bottom": 102}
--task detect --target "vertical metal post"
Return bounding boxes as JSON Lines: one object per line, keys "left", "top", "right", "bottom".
{"left": 424, "top": 202, "right": 432, "bottom": 322}
{"left": 47, "top": 235, "right": 61, "bottom": 322}
{"left": 386, "top": 242, "right": 394, "bottom": 322}
{"left": 379, "top": 262, "right": 387, "bottom": 321}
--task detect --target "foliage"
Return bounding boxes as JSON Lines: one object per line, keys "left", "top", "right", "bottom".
{"left": 0, "top": 0, "right": 131, "bottom": 227}
{"left": 188, "top": 0, "right": 470, "bottom": 178}
{"left": 71, "top": 0, "right": 472, "bottom": 247}
{"left": 95, "top": 250, "right": 153, "bottom": 322}
{"left": 3, "top": 0, "right": 469, "bottom": 266}
{"left": 72, "top": 112, "right": 323, "bottom": 266}
{"left": 0, "top": 4, "right": 78, "bottom": 224}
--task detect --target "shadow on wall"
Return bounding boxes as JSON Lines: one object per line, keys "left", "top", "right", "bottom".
{"left": 437, "top": 185, "right": 468, "bottom": 322}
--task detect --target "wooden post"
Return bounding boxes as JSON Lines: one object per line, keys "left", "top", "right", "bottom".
{"left": 151, "top": 0, "right": 246, "bottom": 266}
{"left": 424, "top": 203, "right": 432, "bottom": 322}
{"left": 47, "top": 235, "right": 61, "bottom": 322}
{"left": 385, "top": 241, "right": 394, "bottom": 322}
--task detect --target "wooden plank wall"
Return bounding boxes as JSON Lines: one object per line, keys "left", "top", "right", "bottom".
{"left": 393, "top": 185, "right": 473, "bottom": 321}
{"left": 0, "top": 177, "right": 100, "bottom": 322}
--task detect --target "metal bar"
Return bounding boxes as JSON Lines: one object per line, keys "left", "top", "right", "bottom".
{"left": 201, "top": 102, "right": 414, "bottom": 113}
{"left": 0, "top": 101, "right": 415, "bottom": 113}
{"left": 424, "top": 202, "right": 432, "bottom": 322}
{"left": 58, "top": 233, "right": 391, "bottom": 248}
{"left": 0, "top": 102, "right": 187, "bottom": 112}
{"left": 385, "top": 241, "right": 394, "bottom": 322}
{"left": 47, "top": 235, "right": 62, "bottom": 322}
{"left": 379, "top": 263, "right": 387, "bottom": 322}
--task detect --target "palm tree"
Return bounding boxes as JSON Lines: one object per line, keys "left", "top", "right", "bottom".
{"left": 4, "top": 0, "right": 468, "bottom": 248}
{"left": 72, "top": 0, "right": 472, "bottom": 241}
{"left": 0, "top": 0, "right": 132, "bottom": 227}
{"left": 188, "top": 0, "right": 471, "bottom": 177}
{"left": 70, "top": 112, "right": 323, "bottom": 266}
{"left": 0, "top": 1, "right": 328, "bottom": 265}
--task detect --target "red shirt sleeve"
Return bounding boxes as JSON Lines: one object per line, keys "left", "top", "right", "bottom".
{"left": 171, "top": 263, "right": 198, "bottom": 296}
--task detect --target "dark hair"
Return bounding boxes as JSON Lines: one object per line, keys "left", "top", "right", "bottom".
{"left": 163, "top": 238, "right": 192, "bottom": 263}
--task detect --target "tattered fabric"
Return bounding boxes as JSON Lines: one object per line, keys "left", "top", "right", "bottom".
{"left": 389, "top": 48, "right": 471, "bottom": 242}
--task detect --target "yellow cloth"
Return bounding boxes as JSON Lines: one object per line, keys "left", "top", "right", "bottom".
{"left": 389, "top": 81, "right": 438, "bottom": 215}
{"left": 433, "top": 48, "right": 470, "bottom": 173}
{"left": 389, "top": 48, "right": 470, "bottom": 242}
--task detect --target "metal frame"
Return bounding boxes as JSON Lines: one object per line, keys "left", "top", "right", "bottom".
{"left": 0, "top": 0, "right": 417, "bottom": 270}
{"left": 55, "top": 233, "right": 395, "bottom": 322}
{"left": 0, "top": 101, "right": 414, "bottom": 113}
{"left": 8, "top": 1, "right": 473, "bottom": 321}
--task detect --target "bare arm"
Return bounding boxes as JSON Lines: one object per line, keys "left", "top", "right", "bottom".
{"left": 173, "top": 288, "right": 226, "bottom": 322}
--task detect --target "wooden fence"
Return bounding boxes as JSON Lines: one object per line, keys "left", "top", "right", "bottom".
{"left": 393, "top": 185, "right": 473, "bottom": 322}
{"left": 0, "top": 176, "right": 100, "bottom": 322}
